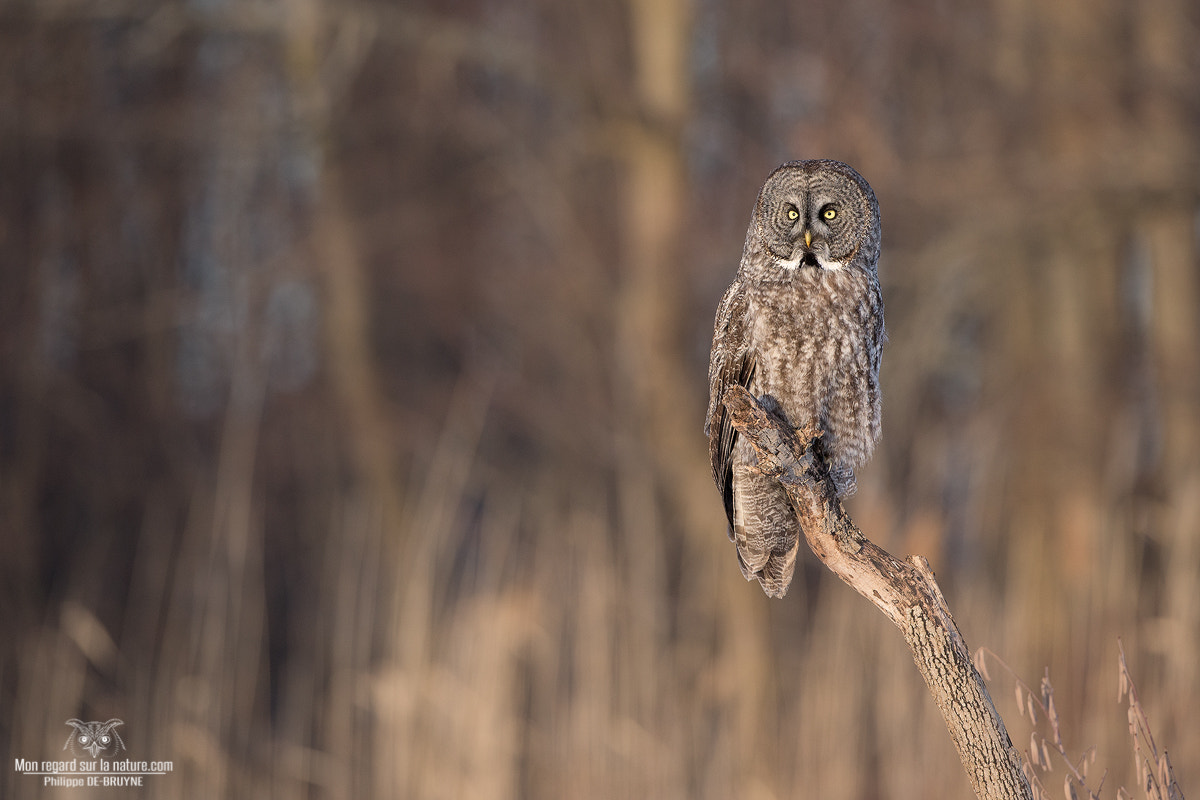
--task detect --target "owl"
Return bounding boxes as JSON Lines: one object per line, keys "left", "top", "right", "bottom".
{"left": 63, "top": 718, "right": 126, "bottom": 758}
{"left": 705, "top": 160, "right": 884, "bottom": 597}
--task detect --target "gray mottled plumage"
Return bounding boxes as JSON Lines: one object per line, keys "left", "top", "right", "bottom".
{"left": 705, "top": 160, "right": 884, "bottom": 597}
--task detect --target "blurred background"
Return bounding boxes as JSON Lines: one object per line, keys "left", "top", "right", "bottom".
{"left": 2, "top": 0, "right": 1198, "bottom": 797}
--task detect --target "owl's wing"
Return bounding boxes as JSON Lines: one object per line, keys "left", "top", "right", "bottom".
{"left": 705, "top": 279, "right": 756, "bottom": 538}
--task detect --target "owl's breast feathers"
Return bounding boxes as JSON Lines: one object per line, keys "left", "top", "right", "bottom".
{"left": 744, "top": 263, "right": 880, "bottom": 425}
{"left": 706, "top": 263, "right": 878, "bottom": 456}
{"left": 706, "top": 261, "right": 882, "bottom": 583}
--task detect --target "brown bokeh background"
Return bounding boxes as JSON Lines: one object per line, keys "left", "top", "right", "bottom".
{"left": 2, "top": 1, "right": 1199, "bottom": 797}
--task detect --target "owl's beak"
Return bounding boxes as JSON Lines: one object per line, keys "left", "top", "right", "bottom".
{"left": 803, "top": 229, "right": 812, "bottom": 248}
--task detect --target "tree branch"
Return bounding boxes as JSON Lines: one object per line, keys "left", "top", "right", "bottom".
{"left": 721, "top": 385, "right": 1032, "bottom": 800}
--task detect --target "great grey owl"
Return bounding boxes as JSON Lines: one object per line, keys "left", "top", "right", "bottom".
{"left": 705, "top": 159, "right": 884, "bottom": 598}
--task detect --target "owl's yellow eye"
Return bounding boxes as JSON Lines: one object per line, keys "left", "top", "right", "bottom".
{"left": 822, "top": 206, "right": 837, "bottom": 221}
{"left": 786, "top": 206, "right": 799, "bottom": 221}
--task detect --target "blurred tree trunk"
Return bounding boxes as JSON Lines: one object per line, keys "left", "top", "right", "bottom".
{"left": 618, "top": 0, "right": 776, "bottom": 789}
{"left": 618, "top": 0, "right": 697, "bottom": 494}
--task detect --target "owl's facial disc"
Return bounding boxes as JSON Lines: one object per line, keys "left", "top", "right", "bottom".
{"left": 752, "top": 159, "right": 878, "bottom": 281}
{"left": 765, "top": 191, "right": 849, "bottom": 272}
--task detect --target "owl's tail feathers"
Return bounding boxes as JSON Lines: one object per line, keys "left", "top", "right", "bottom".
{"left": 731, "top": 466, "right": 800, "bottom": 598}
{"left": 736, "top": 537, "right": 797, "bottom": 598}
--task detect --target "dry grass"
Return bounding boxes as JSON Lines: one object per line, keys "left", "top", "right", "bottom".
{"left": 976, "top": 643, "right": 1184, "bottom": 800}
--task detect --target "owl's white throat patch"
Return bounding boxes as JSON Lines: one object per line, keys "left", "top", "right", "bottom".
{"left": 775, "top": 252, "right": 846, "bottom": 272}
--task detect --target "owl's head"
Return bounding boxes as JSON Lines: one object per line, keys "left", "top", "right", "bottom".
{"left": 749, "top": 159, "right": 880, "bottom": 276}
{"left": 64, "top": 719, "right": 126, "bottom": 758}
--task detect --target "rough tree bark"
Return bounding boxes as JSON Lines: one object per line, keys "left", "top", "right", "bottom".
{"left": 721, "top": 385, "right": 1032, "bottom": 800}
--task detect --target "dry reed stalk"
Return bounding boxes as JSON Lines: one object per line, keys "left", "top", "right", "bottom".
{"left": 975, "top": 643, "right": 1185, "bottom": 800}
